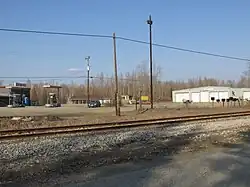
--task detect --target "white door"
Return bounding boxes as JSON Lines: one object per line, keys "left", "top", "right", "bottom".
{"left": 243, "top": 91, "right": 250, "bottom": 100}
{"left": 175, "top": 93, "right": 189, "bottom": 102}
{"left": 191, "top": 92, "right": 200, "bottom": 102}
{"left": 200, "top": 91, "right": 209, "bottom": 102}
{"left": 209, "top": 91, "right": 219, "bottom": 101}
{"left": 218, "top": 91, "right": 228, "bottom": 100}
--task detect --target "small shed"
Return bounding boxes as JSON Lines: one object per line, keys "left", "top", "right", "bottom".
{"left": 43, "top": 84, "right": 62, "bottom": 103}
{"left": 69, "top": 96, "right": 112, "bottom": 105}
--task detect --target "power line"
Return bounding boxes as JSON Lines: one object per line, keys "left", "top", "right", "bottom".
{"left": 0, "top": 75, "right": 141, "bottom": 82}
{"left": 0, "top": 28, "right": 250, "bottom": 62}
{"left": 117, "top": 37, "right": 250, "bottom": 62}
{"left": 1, "top": 76, "right": 83, "bottom": 79}
{"left": 0, "top": 28, "right": 112, "bottom": 39}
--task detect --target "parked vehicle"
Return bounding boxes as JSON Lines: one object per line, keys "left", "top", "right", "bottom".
{"left": 88, "top": 100, "right": 101, "bottom": 108}
{"left": 128, "top": 99, "right": 139, "bottom": 105}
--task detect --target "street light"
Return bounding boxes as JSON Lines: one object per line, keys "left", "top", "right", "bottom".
{"left": 85, "top": 56, "right": 90, "bottom": 105}
{"left": 147, "top": 15, "right": 153, "bottom": 109}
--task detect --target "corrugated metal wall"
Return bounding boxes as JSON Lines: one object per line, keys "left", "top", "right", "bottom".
{"left": 172, "top": 86, "right": 250, "bottom": 103}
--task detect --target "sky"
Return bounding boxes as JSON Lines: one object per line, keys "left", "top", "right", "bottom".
{"left": 1, "top": 0, "right": 250, "bottom": 84}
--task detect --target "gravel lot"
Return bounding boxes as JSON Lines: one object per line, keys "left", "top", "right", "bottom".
{"left": 0, "top": 101, "right": 247, "bottom": 117}
{"left": 63, "top": 144, "right": 250, "bottom": 187}
{"left": 1, "top": 116, "right": 250, "bottom": 186}
{"left": 0, "top": 105, "right": 135, "bottom": 117}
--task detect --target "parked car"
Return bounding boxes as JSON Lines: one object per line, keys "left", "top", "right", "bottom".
{"left": 88, "top": 100, "right": 101, "bottom": 108}
{"left": 128, "top": 99, "right": 139, "bottom": 104}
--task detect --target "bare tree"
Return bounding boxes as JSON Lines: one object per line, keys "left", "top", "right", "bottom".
{"left": 30, "top": 85, "right": 38, "bottom": 102}
{"left": 16, "top": 62, "right": 246, "bottom": 104}
{"left": 242, "top": 62, "right": 250, "bottom": 87}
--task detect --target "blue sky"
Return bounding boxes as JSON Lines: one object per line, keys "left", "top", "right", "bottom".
{"left": 1, "top": 0, "right": 250, "bottom": 83}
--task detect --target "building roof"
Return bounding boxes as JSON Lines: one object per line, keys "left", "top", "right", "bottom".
{"left": 70, "top": 96, "right": 111, "bottom": 100}
{"left": 0, "top": 88, "right": 10, "bottom": 96}
{"left": 5, "top": 86, "right": 30, "bottom": 89}
{"left": 173, "top": 86, "right": 233, "bottom": 93}
{"left": 173, "top": 86, "right": 250, "bottom": 93}
{"left": 43, "top": 84, "right": 62, "bottom": 88}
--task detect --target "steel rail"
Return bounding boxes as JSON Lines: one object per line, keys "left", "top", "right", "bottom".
{"left": 1, "top": 111, "right": 250, "bottom": 140}
{"left": 1, "top": 110, "right": 250, "bottom": 134}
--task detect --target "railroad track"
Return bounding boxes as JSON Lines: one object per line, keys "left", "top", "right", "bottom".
{"left": 1, "top": 110, "right": 250, "bottom": 140}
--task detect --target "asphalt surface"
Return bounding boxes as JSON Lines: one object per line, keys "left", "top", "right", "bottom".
{"left": 58, "top": 144, "right": 250, "bottom": 187}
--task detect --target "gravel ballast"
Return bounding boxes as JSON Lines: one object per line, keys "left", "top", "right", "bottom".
{"left": 1, "top": 117, "right": 250, "bottom": 186}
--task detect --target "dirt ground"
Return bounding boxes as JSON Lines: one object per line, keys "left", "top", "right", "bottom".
{"left": 0, "top": 101, "right": 245, "bottom": 117}
{"left": 0, "top": 105, "right": 134, "bottom": 117}
{"left": 0, "top": 105, "right": 249, "bottom": 130}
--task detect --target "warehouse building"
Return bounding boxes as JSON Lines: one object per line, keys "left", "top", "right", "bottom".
{"left": 172, "top": 86, "right": 250, "bottom": 103}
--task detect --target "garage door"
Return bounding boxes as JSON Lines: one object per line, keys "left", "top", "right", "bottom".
{"left": 218, "top": 91, "right": 228, "bottom": 100}
{"left": 200, "top": 91, "right": 209, "bottom": 102}
{"left": 209, "top": 91, "right": 219, "bottom": 101}
{"left": 243, "top": 91, "right": 250, "bottom": 100}
{"left": 191, "top": 92, "right": 200, "bottom": 102}
{"left": 175, "top": 93, "right": 189, "bottom": 102}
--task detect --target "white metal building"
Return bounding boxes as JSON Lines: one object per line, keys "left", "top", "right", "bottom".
{"left": 241, "top": 88, "right": 250, "bottom": 100}
{"left": 172, "top": 86, "right": 250, "bottom": 103}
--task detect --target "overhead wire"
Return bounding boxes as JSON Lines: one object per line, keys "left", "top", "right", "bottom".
{"left": 0, "top": 28, "right": 112, "bottom": 39}
{"left": 0, "top": 75, "right": 141, "bottom": 82}
{"left": 117, "top": 37, "right": 250, "bottom": 62}
{"left": 0, "top": 28, "right": 249, "bottom": 62}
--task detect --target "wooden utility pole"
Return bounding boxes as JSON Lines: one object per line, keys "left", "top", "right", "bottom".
{"left": 113, "top": 32, "right": 120, "bottom": 116}
{"left": 85, "top": 56, "right": 90, "bottom": 105}
{"left": 147, "top": 15, "right": 154, "bottom": 109}
{"left": 139, "top": 89, "right": 142, "bottom": 110}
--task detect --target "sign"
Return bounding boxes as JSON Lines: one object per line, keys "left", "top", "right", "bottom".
{"left": 141, "top": 95, "right": 149, "bottom": 101}
{"left": 14, "top": 82, "right": 27, "bottom": 87}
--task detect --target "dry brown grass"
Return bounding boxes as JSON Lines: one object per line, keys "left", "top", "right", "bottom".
{"left": 0, "top": 106, "right": 249, "bottom": 130}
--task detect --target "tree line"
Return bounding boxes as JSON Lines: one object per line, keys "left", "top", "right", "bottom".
{"left": 27, "top": 62, "right": 250, "bottom": 105}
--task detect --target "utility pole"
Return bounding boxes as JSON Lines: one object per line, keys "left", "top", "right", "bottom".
{"left": 247, "top": 62, "right": 250, "bottom": 87}
{"left": 85, "top": 56, "right": 90, "bottom": 105}
{"left": 147, "top": 15, "right": 153, "bottom": 109}
{"left": 113, "top": 32, "right": 120, "bottom": 116}
{"left": 139, "top": 89, "right": 142, "bottom": 110}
